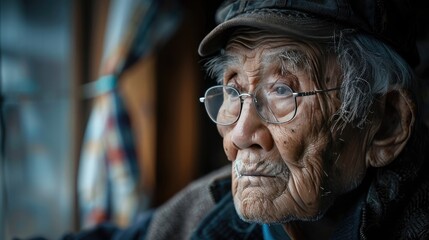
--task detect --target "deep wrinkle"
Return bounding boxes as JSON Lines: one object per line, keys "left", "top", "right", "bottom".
{"left": 222, "top": 48, "right": 309, "bottom": 92}
{"left": 220, "top": 32, "right": 362, "bottom": 225}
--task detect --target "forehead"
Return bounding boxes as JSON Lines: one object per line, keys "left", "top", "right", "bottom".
{"left": 224, "top": 35, "right": 311, "bottom": 66}
{"left": 205, "top": 29, "right": 335, "bottom": 87}
{"left": 221, "top": 29, "right": 324, "bottom": 73}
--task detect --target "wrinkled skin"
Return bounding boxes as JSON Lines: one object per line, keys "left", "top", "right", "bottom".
{"left": 217, "top": 34, "right": 377, "bottom": 227}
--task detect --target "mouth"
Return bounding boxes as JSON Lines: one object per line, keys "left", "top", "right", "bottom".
{"left": 234, "top": 160, "right": 277, "bottom": 178}
{"left": 240, "top": 173, "right": 276, "bottom": 178}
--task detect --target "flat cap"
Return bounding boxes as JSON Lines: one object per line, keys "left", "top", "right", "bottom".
{"left": 199, "top": 0, "right": 419, "bottom": 67}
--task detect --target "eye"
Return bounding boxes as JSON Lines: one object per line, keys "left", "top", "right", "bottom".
{"left": 272, "top": 84, "right": 292, "bottom": 97}
{"left": 225, "top": 87, "right": 238, "bottom": 96}
{"left": 275, "top": 86, "right": 289, "bottom": 95}
{"left": 223, "top": 72, "right": 238, "bottom": 85}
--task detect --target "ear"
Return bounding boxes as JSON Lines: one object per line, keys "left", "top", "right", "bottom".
{"left": 366, "top": 89, "right": 416, "bottom": 167}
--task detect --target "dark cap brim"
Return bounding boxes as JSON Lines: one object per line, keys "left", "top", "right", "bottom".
{"left": 198, "top": 10, "right": 341, "bottom": 56}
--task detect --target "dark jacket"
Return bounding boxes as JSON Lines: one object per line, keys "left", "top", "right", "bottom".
{"left": 144, "top": 125, "right": 429, "bottom": 239}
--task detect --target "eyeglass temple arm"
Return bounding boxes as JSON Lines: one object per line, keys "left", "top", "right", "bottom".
{"left": 294, "top": 86, "right": 341, "bottom": 97}
{"left": 199, "top": 97, "right": 205, "bottom": 103}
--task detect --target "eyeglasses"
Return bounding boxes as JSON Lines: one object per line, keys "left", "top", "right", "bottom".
{"left": 199, "top": 83, "right": 340, "bottom": 125}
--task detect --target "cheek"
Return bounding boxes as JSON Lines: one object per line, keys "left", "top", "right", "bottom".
{"left": 217, "top": 124, "right": 227, "bottom": 137}
{"left": 275, "top": 124, "right": 332, "bottom": 202}
{"left": 328, "top": 128, "right": 369, "bottom": 193}
{"left": 272, "top": 116, "right": 327, "bottom": 168}
{"left": 276, "top": 113, "right": 334, "bottom": 206}
{"left": 217, "top": 125, "right": 235, "bottom": 160}
{"left": 273, "top": 125, "right": 306, "bottom": 164}
{"left": 223, "top": 136, "right": 234, "bottom": 160}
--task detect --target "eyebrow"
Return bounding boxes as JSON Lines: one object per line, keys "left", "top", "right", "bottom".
{"left": 204, "top": 53, "right": 239, "bottom": 84}
{"left": 263, "top": 48, "right": 309, "bottom": 75}
{"left": 204, "top": 48, "right": 309, "bottom": 84}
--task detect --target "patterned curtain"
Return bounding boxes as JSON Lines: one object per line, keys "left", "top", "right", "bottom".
{"left": 78, "top": 0, "right": 181, "bottom": 228}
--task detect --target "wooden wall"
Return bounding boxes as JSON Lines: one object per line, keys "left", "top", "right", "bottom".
{"left": 120, "top": 0, "right": 227, "bottom": 207}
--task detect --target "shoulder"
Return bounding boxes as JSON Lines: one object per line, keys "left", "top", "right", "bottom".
{"left": 145, "top": 164, "right": 232, "bottom": 240}
{"left": 397, "top": 164, "right": 429, "bottom": 239}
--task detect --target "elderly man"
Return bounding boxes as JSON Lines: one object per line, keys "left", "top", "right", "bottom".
{"left": 141, "top": 1, "right": 429, "bottom": 239}
{"left": 57, "top": 0, "right": 428, "bottom": 240}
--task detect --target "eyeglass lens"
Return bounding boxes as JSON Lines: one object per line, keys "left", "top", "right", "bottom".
{"left": 203, "top": 83, "right": 298, "bottom": 125}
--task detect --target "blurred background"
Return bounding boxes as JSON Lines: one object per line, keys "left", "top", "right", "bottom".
{"left": 0, "top": 0, "right": 227, "bottom": 239}
{"left": 0, "top": 0, "right": 428, "bottom": 239}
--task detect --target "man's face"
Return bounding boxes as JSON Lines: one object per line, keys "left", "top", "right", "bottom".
{"left": 217, "top": 33, "right": 372, "bottom": 223}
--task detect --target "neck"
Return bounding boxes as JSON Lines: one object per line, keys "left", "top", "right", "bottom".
{"left": 283, "top": 210, "right": 344, "bottom": 240}
{"left": 283, "top": 178, "right": 369, "bottom": 239}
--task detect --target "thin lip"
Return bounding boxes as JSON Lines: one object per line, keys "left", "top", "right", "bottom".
{"left": 234, "top": 159, "right": 285, "bottom": 178}
{"left": 239, "top": 172, "right": 276, "bottom": 178}
{"left": 236, "top": 168, "right": 279, "bottom": 178}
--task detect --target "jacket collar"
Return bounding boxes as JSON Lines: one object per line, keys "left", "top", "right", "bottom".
{"left": 192, "top": 177, "right": 263, "bottom": 240}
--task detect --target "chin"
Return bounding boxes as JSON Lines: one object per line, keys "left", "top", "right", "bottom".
{"left": 233, "top": 194, "right": 327, "bottom": 224}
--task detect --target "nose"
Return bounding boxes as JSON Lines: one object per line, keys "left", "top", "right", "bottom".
{"left": 229, "top": 98, "right": 274, "bottom": 151}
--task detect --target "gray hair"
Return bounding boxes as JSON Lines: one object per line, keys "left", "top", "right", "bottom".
{"left": 334, "top": 33, "right": 413, "bottom": 129}
{"left": 203, "top": 30, "right": 414, "bottom": 130}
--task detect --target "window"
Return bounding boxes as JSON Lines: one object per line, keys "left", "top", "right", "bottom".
{"left": 1, "top": 0, "right": 76, "bottom": 239}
